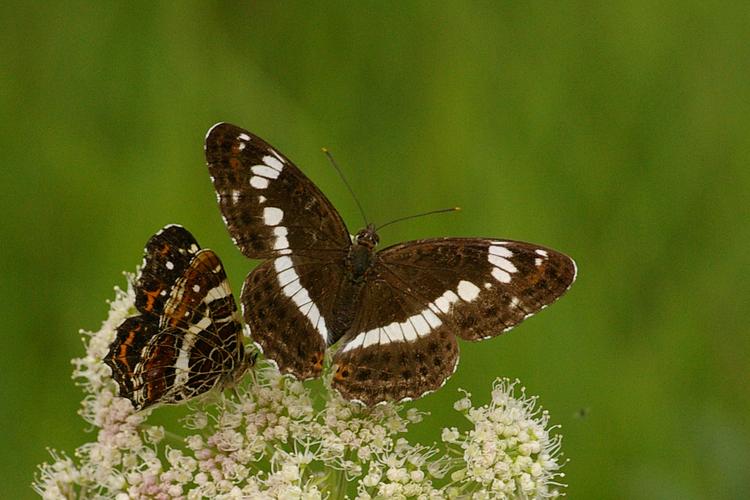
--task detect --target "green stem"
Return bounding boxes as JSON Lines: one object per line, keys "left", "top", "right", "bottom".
{"left": 329, "top": 451, "right": 350, "bottom": 499}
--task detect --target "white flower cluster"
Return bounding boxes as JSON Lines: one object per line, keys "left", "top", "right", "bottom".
{"left": 34, "top": 276, "right": 566, "bottom": 499}
{"left": 441, "top": 384, "right": 566, "bottom": 499}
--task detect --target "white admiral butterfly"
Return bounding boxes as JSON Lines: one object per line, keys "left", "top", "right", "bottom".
{"left": 205, "top": 123, "right": 576, "bottom": 405}
{"left": 105, "top": 225, "right": 252, "bottom": 410}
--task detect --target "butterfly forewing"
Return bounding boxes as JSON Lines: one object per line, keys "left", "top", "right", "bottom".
{"left": 105, "top": 225, "right": 248, "bottom": 411}
{"left": 377, "top": 238, "right": 576, "bottom": 340}
{"left": 205, "top": 123, "right": 351, "bottom": 259}
{"left": 134, "top": 224, "right": 201, "bottom": 318}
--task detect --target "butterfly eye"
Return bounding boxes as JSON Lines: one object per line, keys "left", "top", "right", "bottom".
{"left": 355, "top": 228, "right": 379, "bottom": 248}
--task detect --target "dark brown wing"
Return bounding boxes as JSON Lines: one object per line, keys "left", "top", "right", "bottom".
{"left": 332, "top": 273, "right": 459, "bottom": 406}
{"left": 105, "top": 227, "right": 247, "bottom": 410}
{"left": 332, "top": 238, "right": 576, "bottom": 405}
{"left": 241, "top": 252, "right": 348, "bottom": 380}
{"left": 126, "top": 250, "right": 247, "bottom": 410}
{"left": 377, "top": 238, "right": 576, "bottom": 340}
{"left": 205, "top": 122, "right": 351, "bottom": 259}
{"left": 106, "top": 224, "right": 202, "bottom": 400}
{"left": 105, "top": 316, "right": 159, "bottom": 399}
{"left": 134, "top": 224, "right": 201, "bottom": 318}
{"left": 206, "top": 123, "right": 354, "bottom": 380}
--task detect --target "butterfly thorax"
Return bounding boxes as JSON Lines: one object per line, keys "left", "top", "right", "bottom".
{"left": 348, "top": 225, "right": 380, "bottom": 282}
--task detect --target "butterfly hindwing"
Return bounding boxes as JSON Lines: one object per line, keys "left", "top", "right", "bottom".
{"left": 332, "top": 271, "right": 460, "bottom": 405}
{"left": 241, "top": 253, "right": 349, "bottom": 379}
{"left": 106, "top": 316, "right": 159, "bottom": 398}
{"left": 205, "top": 122, "right": 351, "bottom": 259}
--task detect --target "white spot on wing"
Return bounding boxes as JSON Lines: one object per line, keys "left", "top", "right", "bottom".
{"left": 166, "top": 261, "right": 174, "bottom": 270}
{"left": 263, "top": 207, "right": 284, "bottom": 226}
{"left": 298, "top": 301, "right": 314, "bottom": 317}
{"left": 489, "top": 244, "right": 513, "bottom": 258}
{"left": 283, "top": 279, "right": 302, "bottom": 297}
{"left": 401, "top": 320, "right": 418, "bottom": 341}
{"left": 434, "top": 290, "right": 460, "bottom": 313}
{"left": 251, "top": 165, "right": 280, "bottom": 179}
{"left": 250, "top": 176, "right": 269, "bottom": 189}
{"left": 263, "top": 155, "right": 284, "bottom": 171}
{"left": 383, "top": 322, "right": 404, "bottom": 343}
{"left": 205, "top": 284, "right": 230, "bottom": 302}
{"left": 422, "top": 309, "right": 442, "bottom": 328}
{"left": 274, "top": 235, "right": 289, "bottom": 250}
{"left": 363, "top": 329, "right": 380, "bottom": 349}
{"left": 291, "top": 287, "right": 311, "bottom": 307}
{"left": 274, "top": 256, "right": 293, "bottom": 273}
{"left": 273, "top": 226, "right": 290, "bottom": 251}
{"left": 238, "top": 133, "right": 251, "bottom": 141}
{"left": 283, "top": 279, "right": 307, "bottom": 298}
{"left": 492, "top": 267, "right": 512, "bottom": 283}
{"left": 457, "top": 280, "right": 481, "bottom": 302}
{"left": 411, "top": 315, "right": 431, "bottom": 336}
{"left": 536, "top": 249, "right": 548, "bottom": 257}
{"left": 489, "top": 254, "right": 517, "bottom": 273}
{"left": 308, "top": 302, "right": 321, "bottom": 322}
{"left": 316, "top": 316, "right": 329, "bottom": 345}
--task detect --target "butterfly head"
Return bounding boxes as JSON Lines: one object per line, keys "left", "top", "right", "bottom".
{"left": 354, "top": 224, "right": 380, "bottom": 249}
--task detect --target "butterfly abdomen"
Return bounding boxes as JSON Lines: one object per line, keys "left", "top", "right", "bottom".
{"left": 328, "top": 277, "right": 366, "bottom": 345}
{"left": 348, "top": 243, "right": 376, "bottom": 282}
{"left": 325, "top": 241, "right": 379, "bottom": 343}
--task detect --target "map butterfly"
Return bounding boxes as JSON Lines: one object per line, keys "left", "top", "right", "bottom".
{"left": 105, "top": 225, "right": 253, "bottom": 410}
{"left": 205, "top": 123, "right": 577, "bottom": 406}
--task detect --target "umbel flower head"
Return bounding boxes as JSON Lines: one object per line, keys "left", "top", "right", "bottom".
{"left": 34, "top": 274, "right": 566, "bottom": 499}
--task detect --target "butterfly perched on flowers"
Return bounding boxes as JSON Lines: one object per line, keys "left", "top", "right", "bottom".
{"left": 105, "top": 225, "right": 253, "bottom": 410}
{"left": 205, "top": 123, "right": 576, "bottom": 406}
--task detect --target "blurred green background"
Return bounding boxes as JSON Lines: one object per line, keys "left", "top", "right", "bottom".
{"left": 2, "top": 1, "right": 749, "bottom": 498}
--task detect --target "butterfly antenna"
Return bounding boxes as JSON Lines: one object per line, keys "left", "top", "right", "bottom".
{"left": 322, "top": 147, "right": 369, "bottom": 227}
{"left": 376, "top": 207, "right": 461, "bottom": 232}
